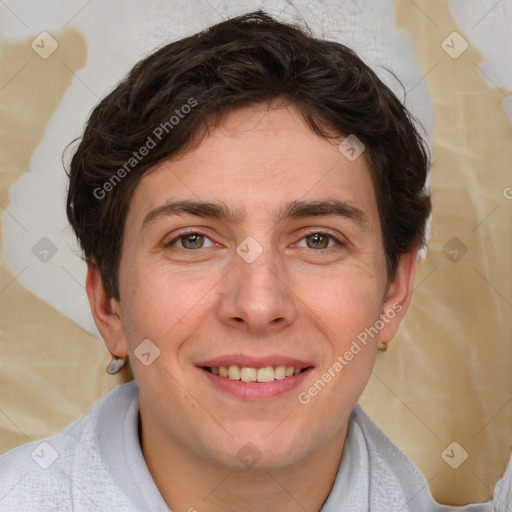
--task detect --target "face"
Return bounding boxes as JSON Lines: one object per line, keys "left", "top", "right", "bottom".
{"left": 90, "top": 103, "right": 415, "bottom": 471}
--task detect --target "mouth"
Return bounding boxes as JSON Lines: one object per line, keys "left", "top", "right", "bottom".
{"left": 202, "top": 364, "right": 309, "bottom": 382}
{"left": 196, "top": 357, "right": 313, "bottom": 400}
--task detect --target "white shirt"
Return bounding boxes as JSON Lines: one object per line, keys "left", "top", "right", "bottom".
{"left": 0, "top": 380, "right": 510, "bottom": 511}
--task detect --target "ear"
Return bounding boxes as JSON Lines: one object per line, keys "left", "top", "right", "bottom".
{"left": 86, "top": 262, "right": 128, "bottom": 358}
{"left": 378, "top": 249, "right": 418, "bottom": 346}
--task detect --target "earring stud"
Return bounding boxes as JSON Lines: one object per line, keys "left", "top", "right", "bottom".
{"left": 106, "top": 355, "right": 128, "bottom": 374}
{"left": 377, "top": 341, "right": 388, "bottom": 351}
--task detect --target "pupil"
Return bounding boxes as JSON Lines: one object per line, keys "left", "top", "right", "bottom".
{"left": 307, "top": 233, "right": 328, "bottom": 249}
{"left": 183, "top": 234, "right": 203, "bottom": 249}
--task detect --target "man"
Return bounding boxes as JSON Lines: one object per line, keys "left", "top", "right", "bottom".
{"left": 0, "top": 11, "right": 510, "bottom": 511}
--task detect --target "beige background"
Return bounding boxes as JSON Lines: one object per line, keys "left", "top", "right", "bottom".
{"left": 1, "top": 0, "right": 511, "bottom": 506}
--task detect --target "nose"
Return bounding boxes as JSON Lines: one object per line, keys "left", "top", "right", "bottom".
{"left": 216, "top": 248, "right": 297, "bottom": 335}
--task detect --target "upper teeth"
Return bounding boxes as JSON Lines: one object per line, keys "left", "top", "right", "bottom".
{"left": 210, "top": 365, "right": 302, "bottom": 382}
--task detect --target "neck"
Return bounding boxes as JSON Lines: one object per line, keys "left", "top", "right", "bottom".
{"left": 140, "top": 413, "right": 349, "bottom": 512}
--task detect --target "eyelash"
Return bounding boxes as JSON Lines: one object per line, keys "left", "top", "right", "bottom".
{"left": 163, "top": 229, "right": 345, "bottom": 252}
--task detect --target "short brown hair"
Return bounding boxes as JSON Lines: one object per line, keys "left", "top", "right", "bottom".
{"left": 66, "top": 11, "right": 431, "bottom": 300}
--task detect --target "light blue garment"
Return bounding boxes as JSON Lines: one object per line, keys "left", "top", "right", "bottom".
{"left": 0, "top": 380, "right": 510, "bottom": 511}
{"left": 321, "top": 405, "right": 512, "bottom": 511}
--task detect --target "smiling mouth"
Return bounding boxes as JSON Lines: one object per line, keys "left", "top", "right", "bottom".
{"left": 202, "top": 364, "right": 310, "bottom": 383}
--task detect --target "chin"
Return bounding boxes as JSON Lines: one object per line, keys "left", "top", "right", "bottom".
{"left": 198, "top": 425, "right": 319, "bottom": 471}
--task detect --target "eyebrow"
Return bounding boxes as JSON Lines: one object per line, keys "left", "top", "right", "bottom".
{"left": 141, "top": 199, "right": 368, "bottom": 230}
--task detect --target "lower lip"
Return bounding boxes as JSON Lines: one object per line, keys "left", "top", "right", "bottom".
{"left": 199, "top": 367, "right": 312, "bottom": 400}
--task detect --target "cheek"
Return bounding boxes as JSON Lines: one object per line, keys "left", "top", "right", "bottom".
{"left": 119, "top": 260, "right": 212, "bottom": 345}
{"left": 301, "top": 267, "right": 385, "bottom": 337}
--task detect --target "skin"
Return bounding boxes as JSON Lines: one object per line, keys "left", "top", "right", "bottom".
{"left": 87, "top": 102, "right": 418, "bottom": 512}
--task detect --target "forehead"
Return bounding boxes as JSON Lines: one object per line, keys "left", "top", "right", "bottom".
{"left": 129, "top": 103, "right": 378, "bottom": 226}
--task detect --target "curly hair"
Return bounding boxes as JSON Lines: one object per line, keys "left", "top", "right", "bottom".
{"left": 66, "top": 10, "right": 431, "bottom": 300}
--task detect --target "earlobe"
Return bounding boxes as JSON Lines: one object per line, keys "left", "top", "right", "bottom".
{"left": 378, "top": 249, "right": 419, "bottom": 346}
{"left": 86, "top": 262, "right": 128, "bottom": 358}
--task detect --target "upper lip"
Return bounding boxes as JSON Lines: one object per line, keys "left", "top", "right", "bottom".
{"left": 197, "top": 354, "right": 314, "bottom": 369}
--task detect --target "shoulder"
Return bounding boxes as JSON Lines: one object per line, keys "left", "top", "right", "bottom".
{"left": 0, "top": 381, "right": 139, "bottom": 511}
{"left": 350, "top": 404, "right": 512, "bottom": 511}
{"left": 0, "top": 433, "right": 74, "bottom": 511}
{"left": 349, "top": 405, "right": 453, "bottom": 510}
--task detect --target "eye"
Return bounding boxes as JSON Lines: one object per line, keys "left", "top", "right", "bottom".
{"left": 164, "top": 231, "right": 215, "bottom": 250}
{"left": 296, "top": 231, "right": 343, "bottom": 250}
